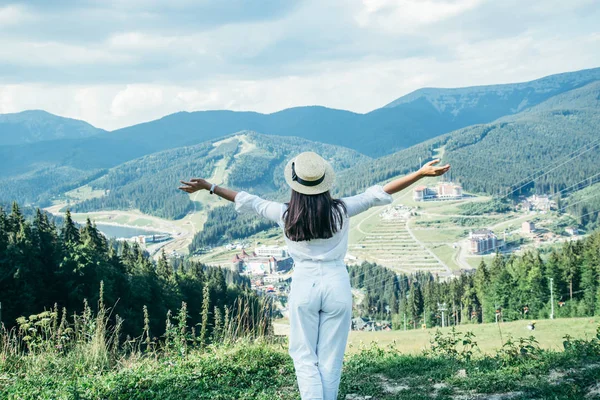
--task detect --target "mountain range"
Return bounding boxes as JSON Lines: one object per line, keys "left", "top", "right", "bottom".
{"left": 0, "top": 110, "right": 105, "bottom": 146}
{"left": 1, "top": 67, "right": 599, "bottom": 214}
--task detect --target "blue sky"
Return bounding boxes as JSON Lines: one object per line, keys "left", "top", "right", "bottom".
{"left": 0, "top": 0, "right": 599, "bottom": 130}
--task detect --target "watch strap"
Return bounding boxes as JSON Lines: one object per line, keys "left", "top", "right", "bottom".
{"left": 209, "top": 183, "right": 217, "bottom": 194}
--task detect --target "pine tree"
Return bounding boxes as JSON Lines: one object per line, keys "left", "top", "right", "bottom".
{"left": 527, "top": 252, "right": 548, "bottom": 318}
{"left": 199, "top": 284, "right": 211, "bottom": 347}
{"left": 61, "top": 209, "right": 80, "bottom": 245}
{"left": 156, "top": 249, "right": 172, "bottom": 280}
{"left": 409, "top": 281, "right": 424, "bottom": 329}
{"left": 474, "top": 259, "right": 490, "bottom": 321}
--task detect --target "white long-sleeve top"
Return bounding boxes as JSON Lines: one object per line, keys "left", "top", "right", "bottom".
{"left": 234, "top": 185, "right": 394, "bottom": 263}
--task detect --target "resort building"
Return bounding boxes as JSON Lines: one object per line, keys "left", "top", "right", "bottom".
{"left": 526, "top": 194, "right": 556, "bottom": 211}
{"left": 230, "top": 251, "right": 293, "bottom": 275}
{"left": 436, "top": 182, "right": 463, "bottom": 199}
{"left": 469, "top": 229, "right": 503, "bottom": 254}
{"left": 413, "top": 182, "right": 463, "bottom": 201}
{"left": 254, "top": 245, "right": 289, "bottom": 258}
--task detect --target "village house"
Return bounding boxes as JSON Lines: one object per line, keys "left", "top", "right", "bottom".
{"left": 522, "top": 221, "right": 535, "bottom": 234}
{"left": 526, "top": 194, "right": 556, "bottom": 211}
{"left": 565, "top": 226, "right": 579, "bottom": 236}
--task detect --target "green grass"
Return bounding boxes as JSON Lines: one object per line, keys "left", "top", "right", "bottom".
{"left": 410, "top": 228, "right": 467, "bottom": 243}
{"left": 2, "top": 272, "right": 599, "bottom": 400}
{"left": 429, "top": 244, "right": 462, "bottom": 270}
{"left": 64, "top": 185, "right": 106, "bottom": 202}
{"left": 3, "top": 324, "right": 600, "bottom": 400}
{"left": 347, "top": 317, "right": 600, "bottom": 355}
{"left": 465, "top": 255, "right": 492, "bottom": 269}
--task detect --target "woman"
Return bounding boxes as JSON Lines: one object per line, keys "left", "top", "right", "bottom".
{"left": 179, "top": 151, "right": 450, "bottom": 400}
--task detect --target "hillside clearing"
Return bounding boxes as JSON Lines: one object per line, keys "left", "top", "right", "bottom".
{"left": 272, "top": 317, "right": 600, "bottom": 356}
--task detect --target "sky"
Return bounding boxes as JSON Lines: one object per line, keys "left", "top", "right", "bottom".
{"left": 0, "top": 0, "right": 599, "bottom": 131}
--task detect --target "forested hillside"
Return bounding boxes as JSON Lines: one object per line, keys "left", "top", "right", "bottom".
{"left": 70, "top": 141, "right": 224, "bottom": 219}
{"left": 188, "top": 133, "right": 370, "bottom": 251}
{"left": 442, "top": 81, "right": 600, "bottom": 196}
{"left": 563, "top": 182, "right": 600, "bottom": 230}
{"left": 339, "top": 80, "right": 599, "bottom": 202}
{"left": 0, "top": 203, "right": 256, "bottom": 338}
{"left": 349, "top": 230, "right": 600, "bottom": 328}
{"left": 70, "top": 132, "right": 368, "bottom": 222}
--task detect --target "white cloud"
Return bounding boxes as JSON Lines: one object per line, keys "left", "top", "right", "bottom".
{"left": 0, "top": 0, "right": 598, "bottom": 130}
{"left": 110, "top": 85, "right": 165, "bottom": 118}
{"left": 0, "top": 39, "right": 134, "bottom": 67}
{"left": 0, "top": 4, "right": 30, "bottom": 26}
{"left": 355, "top": 0, "right": 484, "bottom": 32}
{"left": 107, "top": 32, "right": 179, "bottom": 51}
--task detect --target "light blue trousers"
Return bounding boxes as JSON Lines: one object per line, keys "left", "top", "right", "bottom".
{"left": 288, "top": 260, "right": 353, "bottom": 400}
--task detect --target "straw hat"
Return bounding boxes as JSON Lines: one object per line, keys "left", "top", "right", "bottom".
{"left": 284, "top": 152, "right": 335, "bottom": 195}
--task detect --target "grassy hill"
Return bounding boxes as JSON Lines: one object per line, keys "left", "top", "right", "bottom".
{"left": 2, "top": 316, "right": 599, "bottom": 399}
{"left": 347, "top": 317, "right": 600, "bottom": 355}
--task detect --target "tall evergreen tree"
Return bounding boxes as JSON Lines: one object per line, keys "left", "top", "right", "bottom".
{"left": 409, "top": 281, "right": 424, "bottom": 329}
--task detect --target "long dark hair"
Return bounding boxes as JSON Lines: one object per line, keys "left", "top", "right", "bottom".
{"left": 283, "top": 190, "right": 347, "bottom": 242}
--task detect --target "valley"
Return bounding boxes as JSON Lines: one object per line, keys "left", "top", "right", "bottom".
{"left": 44, "top": 135, "right": 258, "bottom": 259}
{"left": 5, "top": 67, "right": 599, "bottom": 330}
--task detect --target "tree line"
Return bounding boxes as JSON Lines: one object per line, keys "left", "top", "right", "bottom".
{"left": 0, "top": 203, "right": 261, "bottom": 339}
{"left": 349, "top": 229, "right": 600, "bottom": 329}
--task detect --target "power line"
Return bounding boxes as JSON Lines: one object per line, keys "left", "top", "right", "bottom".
{"left": 548, "top": 171, "right": 600, "bottom": 199}
{"left": 500, "top": 138, "right": 600, "bottom": 200}
{"left": 574, "top": 208, "right": 600, "bottom": 221}
{"left": 557, "top": 191, "right": 600, "bottom": 213}
{"left": 331, "top": 138, "right": 600, "bottom": 320}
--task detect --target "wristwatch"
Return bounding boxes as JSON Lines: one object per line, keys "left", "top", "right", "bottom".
{"left": 209, "top": 183, "right": 217, "bottom": 195}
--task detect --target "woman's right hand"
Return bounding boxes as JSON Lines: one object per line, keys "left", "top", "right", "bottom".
{"left": 418, "top": 159, "right": 450, "bottom": 177}
{"left": 179, "top": 178, "right": 210, "bottom": 194}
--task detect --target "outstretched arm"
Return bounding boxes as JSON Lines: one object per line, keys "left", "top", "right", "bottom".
{"left": 382, "top": 159, "right": 450, "bottom": 195}
{"left": 179, "top": 178, "right": 284, "bottom": 225}
{"left": 178, "top": 178, "right": 238, "bottom": 202}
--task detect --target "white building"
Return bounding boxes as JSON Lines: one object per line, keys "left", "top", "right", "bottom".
{"left": 522, "top": 221, "right": 535, "bottom": 234}
{"left": 254, "top": 245, "right": 289, "bottom": 258}
{"left": 469, "top": 229, "right": 503, "bottom": 254}
{"left": 437, "top": 182, "right": 463, "bottom": 199}
{"left": 413, "top": 182, "right": 463, "bottom": 201}
{"left": 565, "top": 226, "right": 579, "bottom": 236}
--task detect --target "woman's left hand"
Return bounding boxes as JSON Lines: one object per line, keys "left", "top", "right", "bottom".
{"left": 179, "top": 178, "right": 210, "bottom": 193}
